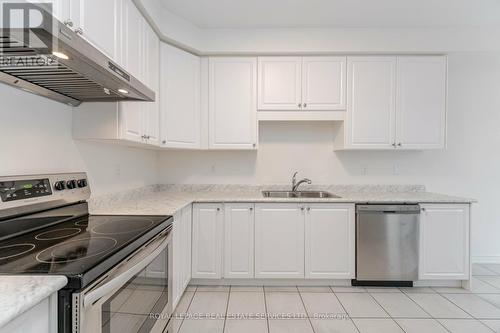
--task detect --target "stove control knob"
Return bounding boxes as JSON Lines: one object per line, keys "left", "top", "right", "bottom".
{"left": 66, "top": 179, "right": 77, "bottom": 189}
{"left": 77, "top": 179, "right": 88, "bottom": 188}
{"left": 54, "top": 181, "right": 66, "bottom": 191}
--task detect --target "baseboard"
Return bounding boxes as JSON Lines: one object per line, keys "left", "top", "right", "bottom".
{"left": 472, "top": 256, "right": 500, "bottom": 264}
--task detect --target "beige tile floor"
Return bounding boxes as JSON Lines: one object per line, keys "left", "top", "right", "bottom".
{"left": 163, "top": 264, "right": 500, "bottom": 333}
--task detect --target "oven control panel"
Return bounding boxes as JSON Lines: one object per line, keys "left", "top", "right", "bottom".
{"left": 0, "top": 173, "right": 90, "bottom": 218}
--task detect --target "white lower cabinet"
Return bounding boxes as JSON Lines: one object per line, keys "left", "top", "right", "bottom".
{"left": 224, "top": 203, "right": 255, "bottom": 278}
{"left": 0, "top": 293, "right": 57, "bottom": 333}
{"left": 419, "top": 204, "right": 470, "bottom": 280}
{"left": 171, "top": 205, "right": 193, "bottom": 309}
{"left": 192, "top": 203, "right": 224, "bottom": 279}
{"left": 305, "top": 204, "right": 355, "bottom": 279}
{"left": 254, "top": 203, "right": 305, "bottom": 278}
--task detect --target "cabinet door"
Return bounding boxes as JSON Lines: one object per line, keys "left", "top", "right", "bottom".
{"left": 181, "top": 205, "right": 192, "bottom": 289}
{"left": 122, "top": 0, "right": 143, "bottom": 80}
{"left": 258, "top": 57, "right": 302, "bottom": 110}
{"left": 192, "top": 204, "right": 223, "bottom": 279}
{"left": 160, "top": 43, "right": 201, "bottom": 149}
{"left": 171, "top": 210, "right": 182, "bottom": 308}
{"left": 419, "top": 204, "right": 470, "bottom": 280}
{"left": 209, "top": 57, "right": 257, "bottom": 149}
{"left": 224, "top": 203, "right": 255, "bottom": 279}
{"left": 120, "top": 103, "right": 144, "bottom": 142}
{"left": 255, "top": 203, "right": 304, "bottom": 278}
{"left": 74, "top": 0, "right": 120, "bottom": 61}
{"left": 345, "top": 57, "right": 396, "bottom": 149}
{"left": 302, "top": 57, "right": 346, "bottom": 110}
{"left": 396, "top": 56, "right": 447, "bottom": 149}
{"left": 305, "top": 204, "right": 355, "bottom": 279}
{"left": 142, "top": 23, "right": 160, "bottom": 145}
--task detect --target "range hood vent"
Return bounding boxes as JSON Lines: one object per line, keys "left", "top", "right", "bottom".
{"left": 0, "top": 4, "right": 154, "bottom": 106}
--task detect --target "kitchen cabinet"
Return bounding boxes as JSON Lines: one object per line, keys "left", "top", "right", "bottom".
{"left": 0, "top": 293, "right": 57, "bottom": 333}
{"left": 396, "top": 56, "right": 447, "bottom": 149}
{"left": 192, "top": 203, "right": 223, "bottom": 279}
{"left": 72, "top": 19, "right": 160, "bottom": 146}
{"left": 171, "top": 205, "right": 192, "bottom": 309}
{"left": 305, "top": 204, "right": 355, "bottom": 279}
{"left": 208, "top": 57, "right": 258, "bottom": 150}
{"left": 254, "top": 203, "right": 305, "bottom": 278}
{"left": 419, "top": 204, "right": 470, "bottom": 280}
{"left": 258, "top": 56, "right": 346, "bottom": 111}
{"left": 258, "top": 57, "right": 302, "bottom": 110}
{"left": 337, "top": 55, "right": 447, "bottom": 150}
{"left": 160, "top": 44, "right": 201, "bottom": 149}
{"left": 344, "top": 56, "right": 397, "bottom": 149}
{"left": 224, "top": 203, "right": 255, "bottom": 279}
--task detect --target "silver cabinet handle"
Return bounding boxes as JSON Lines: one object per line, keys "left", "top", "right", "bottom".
{"left": 303, "top": 103, "right": 307, "bottom": 108}
{"left": 398, "top": 143, "right": 402, "bottom": 147}
{"left": 252, "top": 143, "right": 256, "bottom": 148}
{"left": 298, "top": 103, "right": 302, "bottom": 108}
{"left": 63, "top": 19, "right": 73, "bottom": 27}
{"left": 300, "top": 207, "right": 305, "bottom": 211}
{"left": 306, "top": 207, "right": 311, "bottom": 211}
{"left": 392, "top": 143, "right": 397, "bottom": 147}
{"left": 75, "top": 27, "right": 84, "bottom": 35}
{"left": 249, "top": 207, "right": 253, "bottom": 211}
{"left": 141, "top": 135, "right": 146, "bottom": 140}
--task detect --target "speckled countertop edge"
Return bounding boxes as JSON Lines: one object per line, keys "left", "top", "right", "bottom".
{"left": 0, "top": 275, "right": 67, "bottom": 328}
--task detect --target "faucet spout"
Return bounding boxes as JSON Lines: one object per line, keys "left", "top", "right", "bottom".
{"left": 291, "top": 171, "right": 312, "bottom": 192}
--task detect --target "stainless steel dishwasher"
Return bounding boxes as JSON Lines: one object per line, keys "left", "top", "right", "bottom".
{"left": 354, "top": 204, "right": 420, "bottom": 287}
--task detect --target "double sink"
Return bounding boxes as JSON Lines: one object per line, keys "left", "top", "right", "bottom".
{"left": 262, "top": 190, "right": 341, "bottom": 199}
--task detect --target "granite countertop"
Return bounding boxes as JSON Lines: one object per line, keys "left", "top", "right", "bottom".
{"left": 89, "top": 184, "right": 476, "bottom": 216}
{"left": 0, "top": 275, "right": 67, "bottom": 328}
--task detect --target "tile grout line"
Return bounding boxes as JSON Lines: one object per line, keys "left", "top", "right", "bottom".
{"left": 395, "top": 289, "right": 452, "bottom": 333}
{"left": 263, "top": 285, "right": 271, "bottom": 333}
{"left": 477, "top": 264, "right": 500, "bottom": 276}
{"left": 296, "top": 286, "right": 318, "bottom": 333}
{"left": 432, "top": 288, "right": 497, "bottom": 323}
{"left": 174, "top": 287, "right": 197, "bottom": 333}
{"left": 329, "top": 286, "right": 361, "bottom": 333}
{"left": 222, "top": 285, "right": 231, "bottom": 333}
{"left": 474, "top": 275, "right": 500, "bottom": 293}
{"left": 364, "top": 291, "right": 415, "bottom": 332}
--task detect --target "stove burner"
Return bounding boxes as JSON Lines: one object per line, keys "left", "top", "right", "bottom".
{"left": 91, "top": 217, "right": 155, "bottom": 235}
{"left": 35, "top": 237, "right": 117, "bottom": 263}
{"left": 75, "top": 220, "right": 88, "bottom": 227}
{"left": 35, "top": 228, "right": 82, "bottom": 240}
{"left": 0, "top": 243, "right": 36, "bottom": 260}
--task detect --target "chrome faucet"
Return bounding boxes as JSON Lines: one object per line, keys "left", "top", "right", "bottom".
{"left": 291, "top": 171, "right": 312, "bottom": 192}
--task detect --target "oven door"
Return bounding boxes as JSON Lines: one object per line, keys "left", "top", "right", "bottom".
{"left": 73, "top": 226, "right": 172, "bottom": 333}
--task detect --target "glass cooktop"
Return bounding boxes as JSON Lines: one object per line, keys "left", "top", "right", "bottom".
{"left": 0, "top": 211, "right": 172, "bottom": 289}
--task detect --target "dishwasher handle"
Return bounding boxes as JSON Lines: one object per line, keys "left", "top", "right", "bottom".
{"left": 356, "top": 205, "right": 421, "bottom": 214}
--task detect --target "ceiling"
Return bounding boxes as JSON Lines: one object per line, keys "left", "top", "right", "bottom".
{"left": 160, "top": 0, "right": 500, "bottom": 29}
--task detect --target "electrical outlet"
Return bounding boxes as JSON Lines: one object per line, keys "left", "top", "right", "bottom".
{"left": 393, "top": 163, "right": 400, "bottom": 175}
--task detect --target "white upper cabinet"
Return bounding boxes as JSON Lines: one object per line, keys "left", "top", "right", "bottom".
{"left": 305, "top": 204, "right": 355, "bottom": 279}
{"left": 72, "top": 0, "right": 121, "bottom": 62}
{"left": 258, "top": 56, "right": 346, "bottom": 111}
{"left": 142, "top": 22, "right": 160, "bottom": 145}
{"left": 302, "top": 57, "right": 346, "bottom": 110}
{"left": 208, "top": 57, "right": 258, "bottom": 150}
{"left": 122, "top": 0, "right": 144, "bottom": 81}
{"left": 419, "top": 204, "right": 470, "bottom": 280}
{"left": 339, "top": 55, "right": 447, "bottom": 150}
{"left": 396, "top": 56, "right": 447, "bottom": 149}
{"left": 345, "top": 56, "right": 397, "bottom": 149}
{"left": 255, "top": 203, "right": 305, "bottom": 278}
{"left": 224, "top": 203, "right": 255, "bottom": 279}
{"left": 160, "top": 44, "right": 201, "bottom": 149}
{"left": 258, "top": 57, "right": 302, "bottom": 110}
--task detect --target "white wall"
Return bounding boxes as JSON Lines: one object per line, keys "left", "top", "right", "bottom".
{"left": 0, "top": 84, "right": 159, "bottom": 197}
{"left": 157, "top": 52, "right": 500, "bottom": 261}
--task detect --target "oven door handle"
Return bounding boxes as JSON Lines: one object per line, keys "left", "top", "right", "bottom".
{"left": 83, "top": 226, "right": 171, "bottom": 307}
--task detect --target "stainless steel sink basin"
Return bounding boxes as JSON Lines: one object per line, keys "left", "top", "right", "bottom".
{"left": 262, "top": 191, "right": 341, "bottom": 199}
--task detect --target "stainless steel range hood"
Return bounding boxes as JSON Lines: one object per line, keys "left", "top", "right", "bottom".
{"left": 0, "top": 3, "right": 154, "bottom": 106}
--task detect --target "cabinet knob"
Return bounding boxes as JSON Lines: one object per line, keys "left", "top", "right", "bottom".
{"left": 252, "top": 143, "right": 256, "bottom": 148}
{"left": 63, "top": 19, "right": 73, "bottom": 27}
{"left": 398, "top": 143, "right": 402, "bottom": 147}
{"left": 307, "top": 207, "right": 310, "bottom": 211}
{"left": 75, "top": 27, "right": 84, "bottom": 35}
{"left": 392, "top": 143, "right": 397, "bottom": 148}
{"left": 162, "top": 140, "right": 166, "bottom": 144}
{"left": 298, "top": 103, "right": 302, "bottom": 108}
{"left": 249, "top": 207, "right": 253, "bottom": 211}
{"left": 303, "top": 103, "right": 307, "bottom": 108}
{"left": 300, "top": 207, "right": 305, "bottom": 211}
{"left": 216, "top": 207, "right": 221, "bottom": 211}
